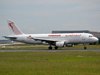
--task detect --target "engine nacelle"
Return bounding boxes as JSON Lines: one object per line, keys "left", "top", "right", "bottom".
{"left": 66, "top": 44, "right": 74, "bottom": 47}
{"left": 55, "top": 42, "right": 65, "bottom": 47}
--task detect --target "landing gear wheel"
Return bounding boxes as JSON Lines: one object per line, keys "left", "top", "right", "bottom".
{"left": 83, "top": 43, "right": 87, "bottom": 49}
{"left": 84, "top": 47, "right": 87, "bottom": 49}
{"left": 49, "top": 47, "right": 52, "bottom": 50}
{"left": 55, "top": 47, "right": 58, "bottom": 50}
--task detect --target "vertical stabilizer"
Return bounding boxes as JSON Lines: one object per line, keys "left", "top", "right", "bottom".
{"left": 7, "top": 20, "right": 23, "bottom": 35}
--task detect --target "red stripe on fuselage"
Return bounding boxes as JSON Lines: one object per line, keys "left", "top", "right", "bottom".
{"left": 65, "top": 34, "right": 81, "bottom": 37}
{"left": 48, "top": 35, "right": 61, "bottom": 37}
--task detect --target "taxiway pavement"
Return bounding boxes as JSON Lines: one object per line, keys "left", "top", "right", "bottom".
{"left": 0, "top": 49, "right": 100, "bottom": 52}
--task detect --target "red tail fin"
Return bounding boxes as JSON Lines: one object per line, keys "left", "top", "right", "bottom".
{"left": 7, "top": 20, "right": 23, "bottom": 35}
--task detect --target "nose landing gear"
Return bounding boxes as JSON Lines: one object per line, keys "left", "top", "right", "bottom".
{"left": 83, "top": 43, "right": 87, "bottom": 49}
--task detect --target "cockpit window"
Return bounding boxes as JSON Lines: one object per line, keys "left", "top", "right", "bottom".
{"left": 89, "top": 35, "right": 93, "bottom": 37}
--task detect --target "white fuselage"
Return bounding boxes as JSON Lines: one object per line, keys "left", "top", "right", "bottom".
{"left": 6, "top": 33, "right": 98, "bottom": 45}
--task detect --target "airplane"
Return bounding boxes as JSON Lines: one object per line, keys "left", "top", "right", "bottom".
{"left": 3, "top": 20, "right": 98, "bottom": 50}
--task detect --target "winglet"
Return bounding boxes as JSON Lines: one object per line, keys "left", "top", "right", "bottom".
{"left": 7, "top": 20, "right": 23, "bottom": 35}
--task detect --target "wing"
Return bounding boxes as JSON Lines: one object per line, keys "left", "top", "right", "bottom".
{"left": 30, "top": 37, "right": 69, "bottom": 44}
{"left": 32, "top": 37, "right": 59, "bottom": 42}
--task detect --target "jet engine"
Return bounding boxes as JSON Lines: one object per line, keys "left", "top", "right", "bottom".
{"left": 55, "top": 42, "right": 65, "bottom": 47}
{"left": 66, "top": 44, "right": 74, "bottom": 47}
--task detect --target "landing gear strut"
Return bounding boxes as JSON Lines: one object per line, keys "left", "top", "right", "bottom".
{"left": 48, "top": 45, "right": 52, "bottom": 50}
{"left": 83, "top": 43, "right": 87, "bottom": 49}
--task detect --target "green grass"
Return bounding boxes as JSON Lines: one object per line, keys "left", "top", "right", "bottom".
{"left": 0, "top": 51, "right": 100, "bottom": 75}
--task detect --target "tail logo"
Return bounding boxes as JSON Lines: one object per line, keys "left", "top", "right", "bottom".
{"left": 9, "top": 22, "right": 14, "bottom": 32}
{"left": 7, "top": 20, "right": 23, "bottom": 35}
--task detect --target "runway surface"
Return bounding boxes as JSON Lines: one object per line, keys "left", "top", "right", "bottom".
{"left": 0, "top": 49, "right": 100, "bottom": 52}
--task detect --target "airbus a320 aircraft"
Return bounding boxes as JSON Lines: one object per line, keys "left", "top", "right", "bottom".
{"left": 3, "top": 20, "right": 98, "bottom": 50}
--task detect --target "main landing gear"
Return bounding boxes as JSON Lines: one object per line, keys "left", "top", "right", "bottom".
{"left": 54, "top": 46, "right": 58, "bottom": 49}
{"left": 49, "top": 46, "right": 52, "bottom": 50}
{"left": 48, "top": 45, "right": 58, "bottom": 50}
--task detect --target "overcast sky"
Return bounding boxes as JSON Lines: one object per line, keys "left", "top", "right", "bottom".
{"left": 0, "top": 0, "right": 100, "bottom": 39}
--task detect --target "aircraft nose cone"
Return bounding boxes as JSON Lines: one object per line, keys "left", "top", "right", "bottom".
{"left": 95, "top": 37, "right": 99, "bottom": 42}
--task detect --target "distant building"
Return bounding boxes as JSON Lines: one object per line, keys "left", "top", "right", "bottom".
{"left": 52, "top": 30, "right": 100, "bottom": 38}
